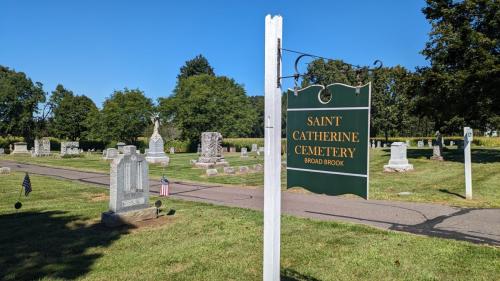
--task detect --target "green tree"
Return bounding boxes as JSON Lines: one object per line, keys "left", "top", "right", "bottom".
{"left": 94, "top": 88, "right": 153, "bottom": 143}
{"left": 177, "top": 55, "right": 215, "bottom": 80}
{"left": 419, "top": 0, "right": 500, "bottom": 133}
{"left": 303, "top": 59, "right": 359, "bottom": 87}
{"left": 49, "top": 85, "right": 98, "bottom": 140}
{"left": 159, "top": 74, "right": 257, "bottom": 145}
{"left": 302, "top": 59, "right": 419, "bottom": 139}
{"left": 249, "top": 96, "right": 264, "bottom": 137}
{"left": 0, "top": 66, "right": 46, "bottom": 140}
{"left": 371, "top": 66, "right": 417, "bottom": 140}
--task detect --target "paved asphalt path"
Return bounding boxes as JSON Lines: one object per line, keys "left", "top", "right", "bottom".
{"left": 1, "top": 160, "right": 499, "bottom": 246}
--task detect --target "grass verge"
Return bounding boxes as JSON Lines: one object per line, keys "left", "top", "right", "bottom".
{"left": 0, "top": 173, "right": 499, "bottom": 280}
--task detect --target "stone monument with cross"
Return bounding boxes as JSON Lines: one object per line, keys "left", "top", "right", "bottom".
{"left": 145, "top": 113, "right": 169, "bottom": 165}
{"left": 101, "top": 145, "right": 156, "bottom": 227}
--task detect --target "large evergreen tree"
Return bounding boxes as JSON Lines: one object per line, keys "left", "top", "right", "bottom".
{"left": 177, "top": 54, "right": 215, "bottom": 80}
{"left": 418, "top": 0, "right": 500, "bottom": 133}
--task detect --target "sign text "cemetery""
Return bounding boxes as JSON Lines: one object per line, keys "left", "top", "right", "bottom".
{"left": 286, "top": 83, "right": 371, "bottom": 198}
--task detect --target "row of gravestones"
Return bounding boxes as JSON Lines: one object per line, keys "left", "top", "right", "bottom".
{"left": 371, "top": 139, "right": 458, "bottom": 149}
{"left": 205, "top": 164, "right": 264, "bottom": 176}
{"left": 383, "top": 141, "right": 445, "bottom": 172}
{"left": 1, "top": 140, "right": 83, "bottom": 157}
{"left": 240, "top": 146, "right": 265, "bottom": 158}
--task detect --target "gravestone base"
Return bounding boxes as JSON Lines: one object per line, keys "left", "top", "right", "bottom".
{"left": 101, "top": 207, "right": 157, "bottom": 227}
{"left": 430, "top": 155, "right": 444, "bottom": 161}
{"left": 145, "top": 154, "right": 170, "bottom": 165}
{"left": 194, "top": 160, "right": 229, "bottom": 169}
{"left": 383, "top": 163, "right": 414, "bottom": 172}
{"left": 12, "top": 143, "right": 30, "bottom": 155}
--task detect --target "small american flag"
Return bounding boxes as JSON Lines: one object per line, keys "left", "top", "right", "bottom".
{"left": 22, "top": 173, "right": 32, "bottom": 196}
{"left": 160, "top": 176, "right": 169, "bottom": 197}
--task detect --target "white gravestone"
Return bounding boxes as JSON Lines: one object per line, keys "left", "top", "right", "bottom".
{"left": 427, "top": 140, "right": 432, "bottom": 148}
{"left": 101, "top": 145, "right": 156, "bottom": 227}
{"left": 0, "top": 167, "right": 11, "bottom": 174}
{"left": 383, "top": 142, "right": 414, "bottom": 172}
{"left": 169, "top": 147, "right": 175, "bottom": 154}
{"left": 229, "top": 147, "right": 236, "bottom": 153}
{"left": 0, "top": 148, "right": 4, "bottom": 154}
{"left": 239, "top": 166, "right": 250, "bottom": 173}
{"left": 371, "top": 140, "right": 375, "bottom": 148}
{"left": 145, "top": 114, "right": 169, "bottom": 165}
{"left": 417, "top": 140, "right": 424, "bottom": 148}
{"left": 116, "top": 142, "right": 126, "bottom": 153}
{"left": 206, "top": 169, "right": 218, "bottom": 176}
{"left": 61, "top": 141, "right": 80, "bottom": 156}
{"left": 223, "top": 166, "right": 235, "bottom": 174}
{"left": 240, "top": 147, "right": 248, "bottom": 158}
{"left": 376, "top": 141, "right": 381, "bottom": 148}
{"left": 251, "top": 144, "right": 258, "bottom": 152}
{"left": 406, "top": 140, "right": 410, "bottom": 147}
{"left": 12, "top": 142, "right": 30, "bottom": 154}
{"left": 194, "top": 132, "right": 229, "bottom": 169}
{"left": 103, "top": 148, "right": 118, "bottom": 160}
{"left": 33, "top": 138, "right": 51, "bottom": 157}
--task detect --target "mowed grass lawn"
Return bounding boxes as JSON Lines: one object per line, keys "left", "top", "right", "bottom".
{"left": 1, "top": 147, "right": 500, "bottom": 207}
{"left": 0, "top": 173, "right": 498, "bottom": 281}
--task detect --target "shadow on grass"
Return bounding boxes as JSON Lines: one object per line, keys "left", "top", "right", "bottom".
{"left": 381, "top": 148, "right": 500, "bottom": 164}
{"left": 281, "top": 268, "right": 321, "bottom": 281}
{"left": 0, "top": 211, "right": 132, "bottom": 280}
{"left": 439, "top": 189, "right": 466, "bottom": 199}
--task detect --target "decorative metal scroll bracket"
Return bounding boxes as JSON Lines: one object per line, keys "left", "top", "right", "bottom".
{"left": 278, "top": 48, "right": 383, "bottom": 95}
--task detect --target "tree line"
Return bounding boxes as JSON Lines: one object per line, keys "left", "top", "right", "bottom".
{"left": 0, "top": 0, "right": 498, "bottom": 147}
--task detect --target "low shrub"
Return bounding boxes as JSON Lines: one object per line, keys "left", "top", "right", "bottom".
{"left": 0, "top": 136, "right": 24, "bottom": 150}
{"left": 164, "top": 139, "right": 190, "bottom": 153}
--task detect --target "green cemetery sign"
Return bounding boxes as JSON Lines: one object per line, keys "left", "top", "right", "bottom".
{"left": 286, "top": 83, "right": 371, "bottom": 199}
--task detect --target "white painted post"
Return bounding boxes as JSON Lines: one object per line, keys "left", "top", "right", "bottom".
{"left": 464, "top": 127, "right": 473, "bottom": 199}
{"left": 263, "top": 14, "right": 282, "bottom": 281}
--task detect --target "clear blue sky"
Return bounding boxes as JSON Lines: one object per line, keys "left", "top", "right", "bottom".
{"left": 0, "top": 0, "right": 430, "bottom": 107}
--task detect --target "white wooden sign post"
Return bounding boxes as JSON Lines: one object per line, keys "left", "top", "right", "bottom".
{"left": 464, "top": 127, "right": 473, "bottom": 199}
{"left": 263, "top": 14, "right": 282, "bottom": 281}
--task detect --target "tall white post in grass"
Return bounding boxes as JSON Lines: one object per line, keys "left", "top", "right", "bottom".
{"left": 464, "top": 127, "right": 473, "bottom": 199}
{"left": 263, "top": 14, "right": 282, "bottom": 281}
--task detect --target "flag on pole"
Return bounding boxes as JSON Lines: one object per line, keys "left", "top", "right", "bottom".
{"left": 22, "top": 173, "right": 32, "bottom": 196}
{"left": 160, "top": 176, "right": 169, "bottom": 197}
